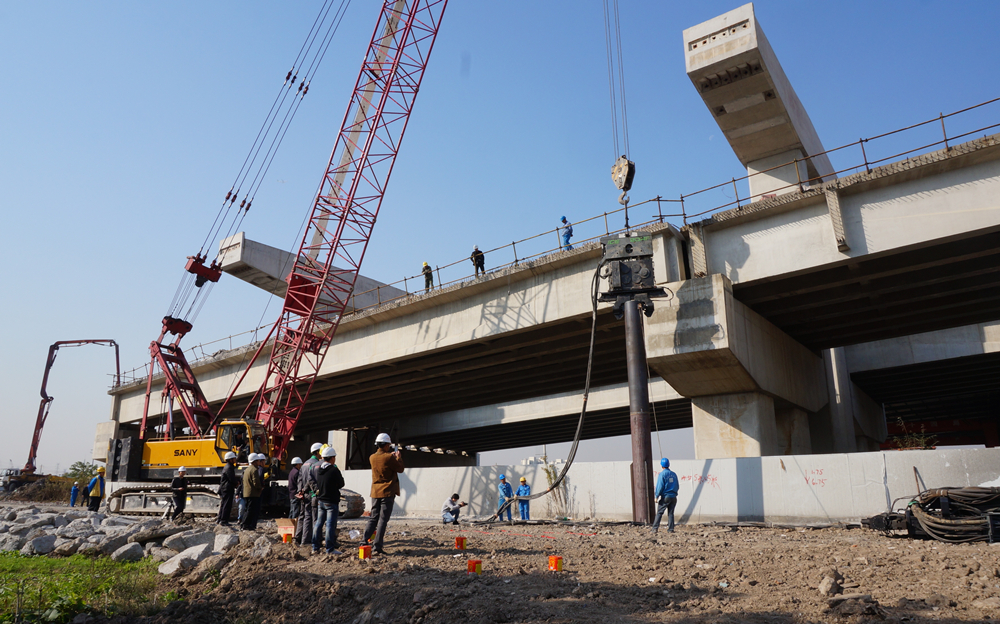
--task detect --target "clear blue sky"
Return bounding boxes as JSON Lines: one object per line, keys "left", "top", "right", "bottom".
{"left": 2, "top": 1, "right": 997, "bottom": 473}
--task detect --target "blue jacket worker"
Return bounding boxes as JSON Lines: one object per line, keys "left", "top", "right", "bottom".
{"left": 516, "top": 477, "right": 531, "bottom": 520}
{"left": 651, "top": 458, "right": 679, "bottom": 534}
{"left": 497, "top": 475, "right": 514, "bottom": 521}
{"left": 442, "top": 493, "right": 467, "bottom": 524}
{"left": 70, "top": 482, "right": 79, "bottom": 507}
{"left": 560, "top": 216, "right": 574, "bottom": 251}
{"left": 86, "top": 467, "right": 106, "bottom": 512}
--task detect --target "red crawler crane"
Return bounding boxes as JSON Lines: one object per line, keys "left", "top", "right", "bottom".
{"left": 142, "top": 1, "right": 448, "bottom": 463}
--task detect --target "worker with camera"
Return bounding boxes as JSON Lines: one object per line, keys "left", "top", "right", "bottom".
{"left": 363, "top": 433, "right": 404, "bottom": 555}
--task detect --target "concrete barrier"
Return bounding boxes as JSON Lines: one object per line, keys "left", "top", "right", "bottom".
{"left": 342, "top": 448, "right": 1000, "bottom": 524}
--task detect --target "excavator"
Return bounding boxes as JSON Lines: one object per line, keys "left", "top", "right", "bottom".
{"left": 104, "top": 0, "right": 448, "bottom": 519}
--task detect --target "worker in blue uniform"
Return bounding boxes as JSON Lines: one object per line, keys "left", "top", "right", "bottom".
{"left": 497, "top": 474, "right": 513, "bottom": 521}
{"left": 651, "top": 457, "right": 678, "bottom": 534}
{"left": 70, "top": 482, "right": 79, "bottom": 507}
{"left": 516, "top": 476, "right": 531, "bottom": 520}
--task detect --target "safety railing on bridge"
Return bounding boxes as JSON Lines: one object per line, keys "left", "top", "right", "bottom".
{"left": 119, "top": 96, "right": 1000, "bottom": 382}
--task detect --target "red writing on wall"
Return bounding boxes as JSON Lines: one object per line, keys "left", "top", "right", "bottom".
{"left": 680, "top": 474, "right": 720, "bottom": 489}
{"left": 803, "top": 468, "right": 827, "bottom": 487}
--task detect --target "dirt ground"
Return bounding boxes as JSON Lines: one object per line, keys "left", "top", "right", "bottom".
{"left": 121, "top": 515, "right": 1000, "bottom": 624}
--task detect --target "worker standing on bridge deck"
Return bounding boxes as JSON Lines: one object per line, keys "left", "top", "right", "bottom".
{"left": 422, "top": 262, "right": 433, "bottom": 293}
{"left": 516, "top": 477, "right": 531, "bottom": 520}
{"left": 560, "top": 216, "right": 574, "bottom": 251}
{"left": 363, "top": 433, "right": 404, "bottom": 555}
{"left": 299, "top": 443, "right": 323, "bottom": 546}
{"left": 86, "top": 467, "right": 105, "bottom": 512}
{"left": 651, "top": 458, "right": 679, "bottom": 535}
{"left": 470, "top": 246, "right": 485, "bottom": 277}
{"left": 171, "top": 467, "right": 188, "bottom": 522}
{"left": 217, "top": 452, "right": 238, "bottom": 526}
{"left": 70, "top": 482, "right": 79, "bottom": 507}
{"left": 497, "top": 475, "right": 513, "bottom": 521}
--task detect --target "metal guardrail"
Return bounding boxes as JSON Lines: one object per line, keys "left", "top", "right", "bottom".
{"left": 118, "top": 96, "right": 1000, "bottom": 383}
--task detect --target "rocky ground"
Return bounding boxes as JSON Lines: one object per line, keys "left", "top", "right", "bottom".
{"left": 3, "top": 502, "right": 1000, "bottom": 623}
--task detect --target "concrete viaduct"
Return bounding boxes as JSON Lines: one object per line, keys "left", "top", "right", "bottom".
{"left": 97, "top": 4, "right": 1000, "bottom": 465}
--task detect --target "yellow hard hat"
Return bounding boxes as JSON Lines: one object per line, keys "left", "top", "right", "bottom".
{"left": 423, "top": 262, "right": 428, "bottom": 266}
{"left": 96, "top": 466, "right": 106, "bottom": 473}
{"left": 520, "top": 477, "right": 526, "bottom": 482}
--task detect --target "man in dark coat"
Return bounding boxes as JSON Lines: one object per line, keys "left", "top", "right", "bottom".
{"left": 288, "top": 456, "right": 304, "bottom": 542}
{"left": 170, "top": 467, "right": 188, "bottom": 521}
{"left": 217, "top": 451, "right": 238, "bottom": 525}
{"left": 313, "top": 447, "right": 345, "bottom": 554}
{"left": 470, "top": 246, "right": 485, "bottom": 277}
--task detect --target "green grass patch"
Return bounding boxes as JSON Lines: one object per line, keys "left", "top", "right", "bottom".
{"left": 0, "top": 551, "right": 175, "bottom": 622}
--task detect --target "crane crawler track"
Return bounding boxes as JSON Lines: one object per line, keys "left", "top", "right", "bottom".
{"left": 108, "top": 484, "right": 222, "bottom": 517}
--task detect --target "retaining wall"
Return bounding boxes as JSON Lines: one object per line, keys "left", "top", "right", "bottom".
{"left": 342, "top": 448, "right": 1000, "bottom": 524}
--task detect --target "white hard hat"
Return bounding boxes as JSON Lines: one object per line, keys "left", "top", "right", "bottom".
{"left": 375, "top": 433, "right": 392, "bottom": 445}
{"left": 224, "top": 451, "right": 237, "bottom": 461}
{"left": 310, "top": 442, "right": 323, "bottom": 453}
{"left": 178, "top": 466, "right": 186, "bottom": 472}
{"left": 74, "top": 481, "right": 78, "bottom": 485}
{"left": 291, "top": 457, "right": 303, "bottom": 465}
{"left": 249, "top": 453, "right": 260, "bottom": 462}
{"left": 321, "top": 447, "right": 337, "bottom": 458}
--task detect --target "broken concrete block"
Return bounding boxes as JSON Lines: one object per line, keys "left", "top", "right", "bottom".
{"left": 214, "top": 533, "right": 240, "bottom": 554}
{"left": 111, "top": 542, "right": 145, "bottom": 563}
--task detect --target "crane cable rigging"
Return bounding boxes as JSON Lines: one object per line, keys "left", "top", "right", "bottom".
{"left": 603, "top": 0, "right": 631, "bottom": 162}
{"left": 167, "top": 0, "right": 354, "bottom": 324}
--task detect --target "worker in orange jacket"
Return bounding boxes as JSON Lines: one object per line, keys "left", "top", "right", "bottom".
{"left": 362, "top": 433, "right": 404, "bottom": 555}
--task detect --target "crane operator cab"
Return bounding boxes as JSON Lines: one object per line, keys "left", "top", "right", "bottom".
{"left": 133, "top": 420, "right": 269, "bottom": 481}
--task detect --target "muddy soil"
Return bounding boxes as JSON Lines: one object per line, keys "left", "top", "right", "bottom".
{"left": 119, "top": 517, "right": 1000, "bottom": 624}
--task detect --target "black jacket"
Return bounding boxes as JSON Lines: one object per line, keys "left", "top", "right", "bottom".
{"left": 288, "top": 466, "right": 300, "bottom": 503}
{"left": 316, "top": 462, "right": 345, "bottom": 504}
{"left": 171, "top": 476, "right": 187, "bottom": 497}
{"left": 219, "top": 463, "right": 239, "bottom": 495}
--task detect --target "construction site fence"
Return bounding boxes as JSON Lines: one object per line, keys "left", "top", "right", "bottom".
{"left": 117, "top": 96, "right": 1000, "bottom": 384}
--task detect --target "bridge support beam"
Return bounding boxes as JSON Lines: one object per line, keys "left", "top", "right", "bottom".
{"left": 645, "top": 275, "right": 830, "bottom": 459}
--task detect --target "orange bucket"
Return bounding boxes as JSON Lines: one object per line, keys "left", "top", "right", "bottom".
{"left": 281, "top": 533, "right": 292, "bottom": 544}
{"left": 455, "top": 536, "right": 467, "bottom": 550}
{"left": 467, "top": 559, "right": 482, "bottom": 575}
{"left": 548, "top": 555, "right": 563, "bottom": 571}
{"left": 359, "top": 545, "right": 372, "bottom": 560}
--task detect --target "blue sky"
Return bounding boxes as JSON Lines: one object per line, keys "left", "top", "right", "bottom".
{"left": 2, "top": 1, "right": 998, "bottom": 473}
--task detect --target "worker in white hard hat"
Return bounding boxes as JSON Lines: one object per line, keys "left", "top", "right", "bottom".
{"left": 170, "top": 466, "right": 188, "bottom": 522}
{"left": 288, "top": 456, "right": 304, "bottom": 542}
{"left": 363, "top": 432, "right": 404, "bottom": 555}
{"left": 297, "top": 442, "right": 325, "bottom": 546}
{"left": 217, "top": 450, "right": 239, "bottom": 526}
{"left": 470, "top": 245, "right": 485, "bottom": 277}
{"left": 313, "top": 446, "right": 345, "bottom": 555}
{"left": 422, "top": 261, "right": 433, "bottom": 292}
{"left": 240, "top": 454, "right": 265, "bottom": 531}
{"left": 69, "top": 481, "right": 80, "bottom": 507}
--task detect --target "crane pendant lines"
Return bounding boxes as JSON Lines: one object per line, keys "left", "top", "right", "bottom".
{"left": 224, "top": 0, "right": 448, "bottom": 459}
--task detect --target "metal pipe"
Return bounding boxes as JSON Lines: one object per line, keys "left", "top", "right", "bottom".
{"left": 624, "top": 300, "right": 654, "bottom": 524}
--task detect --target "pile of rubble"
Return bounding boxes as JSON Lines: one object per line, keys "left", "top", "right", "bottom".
{"left": 0, "top": 505, "right": 274, "bottom": 578}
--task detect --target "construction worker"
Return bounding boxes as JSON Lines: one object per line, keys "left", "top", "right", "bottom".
{"left": 69, "top": 482, "right": 79, "bottom": 507}
{"left": 363, "top": 433, "right": 404, "bottom": 555}
{"left": 516, "top": 476, "right": 531, "bottom": 520}
{"left": 298, "top": 442, "right": 323, "bottom": 546}
{"left": 441, "top": 493, "right": 466, "bottom": 525}
{"left": 313, "top": 447, "right": 345, "bottom": 555}
{"left": 497, "top": 474, "right": 513, "bottom": 521}
{"left": 217, "top": 451, "right": 238, "bottom": 526}
{"left": 422, "top": 262, "right": 433, "bottom": 293}
{"left": 288, "top": 456, "right": 303, "bottom": 535}
{"left": 240, "top": 454, "right": 265, "bottom": 531}
{"left": 86, "top": 466, "right": 106, "bottom": 512}
{"left": 651, "top": 457, "right": 679, "bottom": 535}
{"left": 470, "top": 246, "right": 485, "bottom": 277}
{"left": 560, "top": 216, "right": 574, "bottom": 251}
{"left": 171, "top": 467, "right": 188, "bottom": 522}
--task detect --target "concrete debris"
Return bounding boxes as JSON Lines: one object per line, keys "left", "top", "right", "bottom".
{"left": 110, "top": 542, "right": 145, "bottom": 562}
{"left": 214, "top": 533, "right": 240, "bottom": 554}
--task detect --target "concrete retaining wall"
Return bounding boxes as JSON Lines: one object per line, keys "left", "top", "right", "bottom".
{"left": 342, "top": 448, "right": 1000, "bottom": 524}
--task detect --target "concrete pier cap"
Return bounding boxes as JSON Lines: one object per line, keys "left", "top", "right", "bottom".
{"left": 643, "top": 274, "right": 828, "bottom": 459}
{"left": 684, "top": 3, "right": 835, "bottom": 200}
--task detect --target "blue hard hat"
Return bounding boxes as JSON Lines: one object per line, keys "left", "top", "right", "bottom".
{"left": 560, "top": 216, "right": 566, "bottom": 221}
{"left": 499, "top": 474, "right": 506, "bottom": 480}
{"left": 661, "top": 458, "right": 670, "bottom": 469}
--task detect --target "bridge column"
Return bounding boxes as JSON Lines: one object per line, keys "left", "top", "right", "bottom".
{"left": 645, "top": 275, "right": 829, "bottom": 459}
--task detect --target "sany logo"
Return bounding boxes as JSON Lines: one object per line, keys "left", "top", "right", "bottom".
{"left": 173, "top": 449, "right": 197, "bottom": 457}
